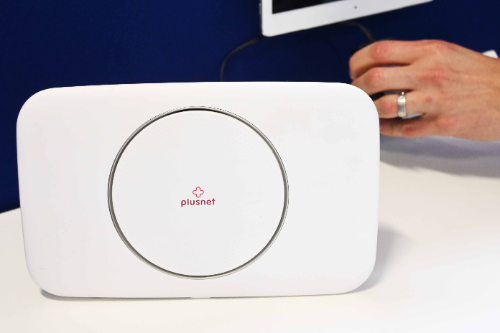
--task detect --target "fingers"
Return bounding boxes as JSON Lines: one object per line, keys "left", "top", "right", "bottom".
{"left": 351, "top": 66, "right": 416, "bottom": 96}
{"left": 349, "top": 40, "right": 426, "bottom": 79}
{"left": 379, "top": 116, "right": 439, "bottom": 138}
{"left": 375, "top": 91, "right": 433, "bottom": 119}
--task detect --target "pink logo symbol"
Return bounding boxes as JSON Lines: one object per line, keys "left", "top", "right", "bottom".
{"left": 192, "top": 187, "right": 204, "bottom": 198}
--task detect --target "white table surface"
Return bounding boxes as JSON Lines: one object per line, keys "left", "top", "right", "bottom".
{"left": 1, "top": 135, "right": 500, "bottom": 332}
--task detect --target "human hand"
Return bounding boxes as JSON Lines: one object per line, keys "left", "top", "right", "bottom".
{"left": 349, "top": 40, "right": 500, "bottom": 141}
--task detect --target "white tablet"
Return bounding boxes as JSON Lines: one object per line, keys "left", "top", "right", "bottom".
{"left": 261, "top": 0, "right": 432, "bottom": 36}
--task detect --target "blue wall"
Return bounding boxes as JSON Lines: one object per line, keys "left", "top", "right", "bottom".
{"left": 1, "top": 0, "right": 499, "bottom": 212}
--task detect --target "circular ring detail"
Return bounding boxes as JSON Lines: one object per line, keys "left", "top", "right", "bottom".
{"left": 107, "top": 106, "right": 289, "bottom": 280}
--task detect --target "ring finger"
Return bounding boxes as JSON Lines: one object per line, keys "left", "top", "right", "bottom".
{"left": 351, "top": 66, "right": 416, "bottom": 95}
{"left": 374, "top": 91, "right": 429, "bottom": 119}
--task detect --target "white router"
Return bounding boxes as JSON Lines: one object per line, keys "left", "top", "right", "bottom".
{"left": 17, "top": 82, "right": 379, "bottom": 298}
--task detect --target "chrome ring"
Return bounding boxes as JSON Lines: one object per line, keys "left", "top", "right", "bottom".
{"left": 108, "top": 106, "right": 289, "bottom": 280}
{"left": 397, "top": 91, "right": 407, "bottom": 118}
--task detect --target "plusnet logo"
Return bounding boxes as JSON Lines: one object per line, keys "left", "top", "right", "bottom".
{"left": 181, "top": 187, "right": 216, "bottom": 207}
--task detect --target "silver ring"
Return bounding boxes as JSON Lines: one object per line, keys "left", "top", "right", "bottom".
{"left": 108, "top": 106, "right": 289, "bottom": 280}
{"left": 397, "top": 91, "right": 407, "bottom": 118}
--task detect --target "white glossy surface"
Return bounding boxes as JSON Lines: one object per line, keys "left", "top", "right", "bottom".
{"left": 16, "top": 83, "right": 379, "bottom": 297}
{"left": 2, "top": 135, "right": 500, "bottom": 332}
{"left": 112, "top": 110, "right": 285, "bottom": 276}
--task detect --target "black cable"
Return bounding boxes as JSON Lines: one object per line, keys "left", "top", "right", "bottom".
{"left": 337, "top": 21, "right": 375, "bottom": 44}
{"left": 220, "top": 35, "right": 266, "bottom": 82}
{"left": 219, "top": 21, "right": 375, "bottom": 82}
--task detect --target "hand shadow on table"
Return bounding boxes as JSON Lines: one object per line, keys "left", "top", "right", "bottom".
{"left": 380, "top": 135, "right": 500, "bottom": 178}
{"left": 352, "top": 224, "right": 411, "bottom": 293}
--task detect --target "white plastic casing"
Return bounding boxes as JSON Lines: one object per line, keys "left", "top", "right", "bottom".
{"left": 17, "top": 82, "right": 379, "bottom": 298}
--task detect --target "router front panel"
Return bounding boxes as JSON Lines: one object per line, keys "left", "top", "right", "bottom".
{"left": 17, "top": 82, "right": 379, "bottom": 298}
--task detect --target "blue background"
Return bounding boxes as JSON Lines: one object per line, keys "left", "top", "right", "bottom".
{"left": 1, "top": 0, "right": 499, "bottom": 213}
